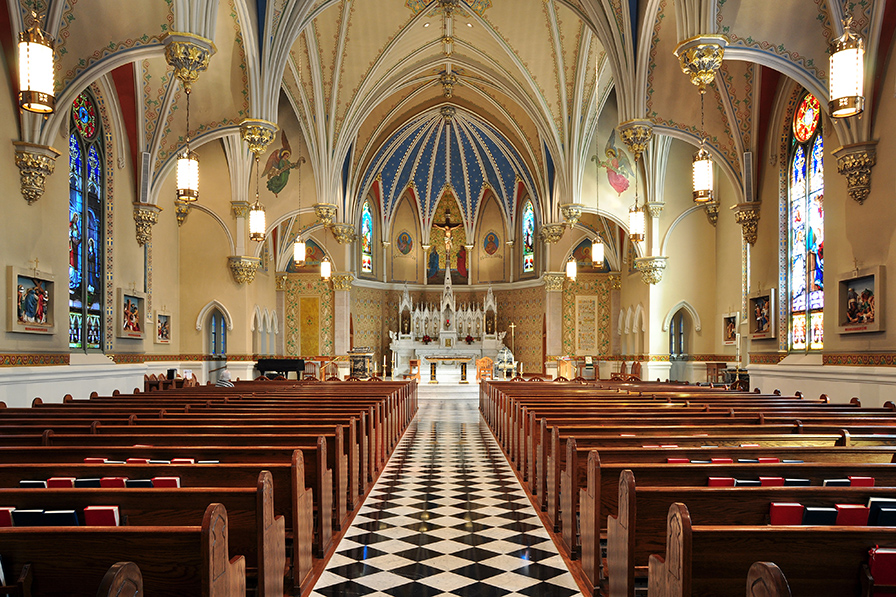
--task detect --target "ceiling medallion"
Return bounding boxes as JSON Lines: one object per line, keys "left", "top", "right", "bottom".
{"left": 673, "top": 35, "right": 728, "bottom": 94}
{"left": 440, "top": 71, "right": 459, "bottom": 98}
{"left": 440, "top": 106, "right": 456, "bottom": 120}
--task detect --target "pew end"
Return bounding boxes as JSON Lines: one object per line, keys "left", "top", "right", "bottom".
{"left": 201, "top": 502, "right": 247, "bottom": 597}
{"left": 257, "top": 470, "right": 287, "bottom": 597}
{"left": 607, "top": 469, "right": 636, "bottom": 597}
{"left": 0, "top": 562, "right": 32, "bottom": 597}
{"left": 647, "top": 503, "right": 692, "bottom": 597}
{"left": 96, "top": 562, "right": 142, "bottom": 597}
{"left": 746, "top": 562, "right": 792, "bottom": 597}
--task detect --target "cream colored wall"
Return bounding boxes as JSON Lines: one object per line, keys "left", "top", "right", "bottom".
{"left": 474, "top": 194, "right": 507, "bottom": 283}
{"left": 390, "top": 195, "right": 420, "bottom": 283}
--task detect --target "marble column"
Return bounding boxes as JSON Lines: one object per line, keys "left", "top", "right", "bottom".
{"left": 332, "top": 272, "right": 354, "bottom": 355}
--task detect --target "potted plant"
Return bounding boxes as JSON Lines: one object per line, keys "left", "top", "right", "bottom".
{"left": 422, "top": 335, "right": 432, "bottom": 344}
{"left": 465, "top": 334, "right": 474, "bottom": 344}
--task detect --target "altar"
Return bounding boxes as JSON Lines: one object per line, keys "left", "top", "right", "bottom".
{"left": 389, "top": 271, "right": 507, "bottom": 382}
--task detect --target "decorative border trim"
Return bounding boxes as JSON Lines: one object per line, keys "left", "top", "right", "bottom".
{"left": 109, "top": 353, "right": 261, "bottom": 364}
{"left": 823, "top": 354, "right": 896, "bottom": 367}
{"left": 0, "top": 354, "right": 71, "bottom": 367}
{"left": 749, "top": 353, "right": 787, "bottom": 365}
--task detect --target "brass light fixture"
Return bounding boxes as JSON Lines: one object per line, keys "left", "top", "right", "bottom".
{"left": 692, "top": 92, "right": 713, "bottom": 203}
{"left": 565, "top": 255, "right": 577, "bottom": 280}
{"left": 18, "top": 9, "right": 55, "bottom": 114}
{"left": 176, "top": 86, "right": 199, "bottom": 207}
{"left": 829, "top": 17, "right": 864, "bottom": 118}
{"left": 628, "top": 164, "right": 645, "bottom": 243}
{"left": 248, "top": 153, "right": 266, "bottom": 242}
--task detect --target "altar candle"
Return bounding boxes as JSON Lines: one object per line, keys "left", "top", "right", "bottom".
{"left": 735, "top": 333, "right": 741, "bottom": 365}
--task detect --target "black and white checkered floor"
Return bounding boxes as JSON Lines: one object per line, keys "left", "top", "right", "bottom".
{"left": 310, "top": 397, "right": 582, "bottom": 597}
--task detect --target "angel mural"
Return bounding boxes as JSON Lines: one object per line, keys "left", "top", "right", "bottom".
{"left": 263, "top": 132, "right": 305, "bottom": 197}
{"left": 598, "top": 130, "right": 634, "bottom": 196}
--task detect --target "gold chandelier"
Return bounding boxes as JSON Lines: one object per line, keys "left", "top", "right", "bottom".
{"left": 18, "top": 10, "right": 55, "bottom": 114}
{"left": 829, "top": 17, "right": 865, "bottom": 118}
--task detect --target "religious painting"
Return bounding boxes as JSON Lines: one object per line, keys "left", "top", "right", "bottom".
{"left": 262, "top": 131, "right": 303, "bottom": 197}
{"left": 287, "top": 239, "right": 326, "bottom": 273}
{"left": 722, "top": 313, "right": 738, "bottom": 346}
{"left": 7, "top": 267, "right": 55, "bottom": 335}
{"left": 597, "top": 130, "right": 634, "bottom": 196}
{"left": 299, "top": 296, "right": 320, "bottom": 355}
{"left": 483, "top": 231, "right": 500, "bottom": 256}
{"left": 748, "top": 290, "right": 776, "bottom": 341}
{"left": 396, "top": 231, "right": 413, "bottom": 255}
{"left": 155, "top": 311, "right": 171, "bottom": 344}
{"left": 838, "top": 266, "right": 884, "bottom": 335}
{"left": 116, "top": 288, "right": 146, "bottom": 340}
{"left": 572, "top": 238, "right": 611, "bottom": 273}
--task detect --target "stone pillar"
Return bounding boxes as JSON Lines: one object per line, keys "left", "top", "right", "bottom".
{"left": 465, "top": 244, "right": 474, "bottom": 285}
{"left": 544, "top": 272, "right": 565, "bottom": 365}
{"left": 332, "top": 272, "right": 354, "bottom": 356}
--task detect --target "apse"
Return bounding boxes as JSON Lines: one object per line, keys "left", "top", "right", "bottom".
{"left": 358, "top": 107, "right": 538, "bottom": 228}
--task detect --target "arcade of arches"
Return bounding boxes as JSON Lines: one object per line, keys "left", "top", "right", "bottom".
{"left": 1, "top": 1, "right": 896, "bottom": 408}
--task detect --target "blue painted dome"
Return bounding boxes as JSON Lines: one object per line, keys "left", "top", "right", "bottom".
{"left": 359, "top": 107, "right": 538, "bottom": 228}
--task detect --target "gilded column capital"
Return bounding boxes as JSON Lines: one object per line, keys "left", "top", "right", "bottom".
{"left": 833, "top": 141, "right": 877, "bottom": 204}
{"left": 228, "top": 256, "right": 261, "bottom": 285}
{"left": 704, "top": 201, "right": 720, "bottom": 226}
{"left": 608, "top": 274, "right": 622, "bottom": 290}
{"left": 161, "top": 32, "right": 216, "bottom": 90}
{"left": 239, "top": 118, "right": 279, "bottom": 155}
{"left": 275, "top": 274, "right": 288, "bottom": 291}
{"left": 332, "top": 223, "right": 357, "bottom": 244}
{"left": 539, "top": 223, "right": 565, "bottom": 244}
{"left": 560, "top": 203, "right": 584, "bottom": 226}
{"left": 634, "top": 256, "right": 668, "bottom": 285}
{"left": 133, "top": 203, "right": 162, "bottom": 246}
{"left": 12, "top": 141, "right": 60, "bottom": 205}
{"left": 617, "top": 119, "right": 654, "bottom": 162}
{"left": 646, "top": 201, "right": 665, "bottom": 219}
{"left": 673, "top": 35, "right": 728, "bottom": 93}
{"left": 231, "top": 201, "right": 250, "bottom": 219}
{"left": 543, "top": 272, "right": 565, "bottom": 292}
{"left": 732, "top": 202, "right": 760, "bottom": 245}
{"left": 313, "top": 203, "right": 337, "bottom": 226}
{"left": 332, "top": 272, "right": 355, "bottom": 291}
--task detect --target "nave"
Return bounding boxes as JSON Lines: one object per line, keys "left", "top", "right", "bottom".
{"left": 311, "top": 396, "right": 583, "bottom": 597}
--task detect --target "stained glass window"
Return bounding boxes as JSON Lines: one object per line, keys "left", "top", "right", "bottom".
{"left": 361, "top": 200, "right": 373, "bottom": 274}
{"left": 69, "top": 91, "right": 104, "bottom": 350}
{"left": 522, "top": 200, "right": 535, "bottom": 273}
{"left": 789, "top": 93, "right": 823, "bottom": 351}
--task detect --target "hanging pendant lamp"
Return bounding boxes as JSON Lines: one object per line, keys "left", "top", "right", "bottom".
{"left": 692, "top": 92, "right": 714, "bottom": 203}
{"left": 829, "top": 17, "right": 864, "bottom": 118}
{"left": 248, "top": 154, "right": 266, "bottom": 242}
{"left": 176, "top": 88, "right": 199, "bottom": 203}
{"left": 566, "top": 255, "right": 577, "bottom": 280}
{"left": 18, "top": 10, "right": 55, "bottom": 114}
{"left": 320, "top": 256, "right": 332, "bottom": 279}
{"left": 629, "top": 163, "right": 645, "bottom": 243}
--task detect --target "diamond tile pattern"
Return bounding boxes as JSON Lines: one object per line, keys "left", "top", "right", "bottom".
{"left": 311, "top": 397, "right": 582, "bottom": 597}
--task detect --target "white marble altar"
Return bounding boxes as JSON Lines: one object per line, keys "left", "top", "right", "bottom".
{"left": 389, "top": 272, "right": 506, "bottom": 379}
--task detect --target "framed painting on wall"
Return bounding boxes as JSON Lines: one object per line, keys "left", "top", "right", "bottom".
{"left": 155, "top": 311, "right": 172, "bottom": 344}
{"left": 722, "top": 313, "right": 738, "bottom": 345}
{"left": 748, "top": 290, "right": 776, "bottom": 340}
{"left": 838, "top": 266, "right": 884, "bottom": 335}
{"left": 117, "top": 288, "right": 146, "bottom": 340}
{"left": 7, "top": 266, "right": 55, "bottom": 334}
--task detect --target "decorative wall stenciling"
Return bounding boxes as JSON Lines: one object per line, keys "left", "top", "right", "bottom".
{"left": 285, "top": 275, "right": 333, "bottom": 356}
{"left": 495, "top": 286, "right": 544, "bottom": 373}
{"left": 575, "top": 296, "right": 598, "bottom": 354}
{"left": 299, "top": 296, "right": 320, "bottom": 355}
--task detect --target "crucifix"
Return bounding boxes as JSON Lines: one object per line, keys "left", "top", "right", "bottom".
{"left": 29, "top": 258, "right": 39, "bottom": 276}
{"left": 433, "top": 209, "right": 462, "bottom": 255}
{"left": 509, "top": 321, "right": 517, "bottom": 354}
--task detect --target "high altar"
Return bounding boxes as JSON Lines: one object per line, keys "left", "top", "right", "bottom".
{"left": 389, "top": 272, "right": 506, "bottom": 382}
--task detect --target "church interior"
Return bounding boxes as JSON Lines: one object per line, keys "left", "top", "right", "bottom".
{"left": 2, "top": 0, "right": 896, "bottom": 595}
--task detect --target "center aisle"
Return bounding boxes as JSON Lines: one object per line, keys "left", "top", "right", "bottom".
{"left": 311, "top": 395, "right": 583, "bottom": 597}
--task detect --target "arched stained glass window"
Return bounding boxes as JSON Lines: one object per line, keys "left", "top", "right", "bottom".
{"left": 789, "top": 93, "right": 824, "bottom": 351}
{"left": 361, "top": 200, "right": 373, "bottom": 274}
{"left": 69, "top": 91, "right": 104, "bottom": 350}
{"left": 522, "top": 200, "right": 535, "bottom": 273}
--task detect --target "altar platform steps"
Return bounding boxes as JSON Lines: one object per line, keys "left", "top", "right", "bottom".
{"left": 417, "top": 382, "right": 480, "bottom": 400}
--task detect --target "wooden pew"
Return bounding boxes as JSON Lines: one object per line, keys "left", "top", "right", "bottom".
{"left": 0, "top": 502, "right": 246, "bottom": 596}
{"left": 96, "top": 562, "right": 143, "bottom": 597}
{"left": 0, "top": 470, "right": 285, "bottom": 597}
{"left": 647, "top": 502, "right": 896, "bottom": 596}
{"left": 0, "top": 453, "right": 316, "bottom": 590}
{"left": 607, "top": 469, "right": 896, "bottom": 597}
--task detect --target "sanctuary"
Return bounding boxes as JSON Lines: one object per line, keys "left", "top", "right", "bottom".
{"left": 389, "top": 272, "right": 507, "bottom": 382}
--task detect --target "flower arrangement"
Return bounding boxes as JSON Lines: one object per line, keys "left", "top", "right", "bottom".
{"left": 465, "top": 334, "right": 474, "bottom": 344}
{"left": 422, "top": 335, "right": 432, "bottom": 344}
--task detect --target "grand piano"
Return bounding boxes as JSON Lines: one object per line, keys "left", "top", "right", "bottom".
{"left": 255, "top": 358, "right": 305, "bottom": 379}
